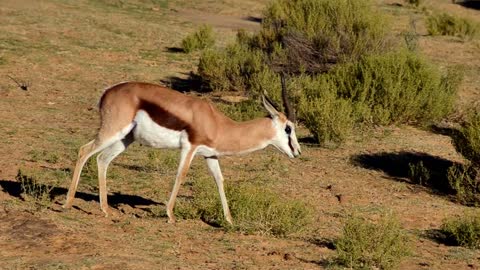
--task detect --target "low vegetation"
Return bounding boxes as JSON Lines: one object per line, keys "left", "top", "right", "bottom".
{"left": 452, "top": 109, "right": 480, "bottom": 167}
{"left": 175, "top": 177, "right": 312, "bottom": 237}
{"left": 298, "top": 50, "right": 460, "bottom": 145}
{"left": 195, "top": 0, "right": 461, "bottom": 146}
{"left": 446, "top": 109, "right": 480, "bottom": 205}
{"left": 427, "top": 12, "right": 480, "bottom": 40}
{"left": 447, "top": 164, "right": 480, "bottom": 206}
{"left": 216, "top": 99, "right": 266, "bottom": 122}
{"left": 16, "top": 168, "right": 66, "bottom": 208}
{"left": 181, "top": 25, "right": 215, "bottom": 53}
{"left": 334, "top": 212, "right": 411, "bottom": 269}
{"left": 441, "top": 213, "right": 480, "bottom": 249}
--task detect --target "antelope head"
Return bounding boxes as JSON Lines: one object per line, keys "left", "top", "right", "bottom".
{"left": 262, "top": 93, "right": 301, "bottom": 158}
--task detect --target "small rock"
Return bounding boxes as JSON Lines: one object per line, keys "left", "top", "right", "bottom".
{"left": 283, "top": 253, "right": 293, "bottom": 260}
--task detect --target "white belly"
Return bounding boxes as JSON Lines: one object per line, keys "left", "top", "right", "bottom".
{"left": 133, "top": 110, "right": 182, "bottom": 149}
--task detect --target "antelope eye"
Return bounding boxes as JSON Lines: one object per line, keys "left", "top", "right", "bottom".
{"left": 285, "top": 125, "right": 292, "bottom": 135}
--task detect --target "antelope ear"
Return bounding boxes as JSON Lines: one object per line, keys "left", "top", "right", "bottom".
{"left": 262, "top": 95, "right": 279, "bottom": 118}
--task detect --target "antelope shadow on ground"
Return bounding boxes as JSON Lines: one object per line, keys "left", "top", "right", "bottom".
{"left": 0, "top": 179, "right": 162, "bottom": 209}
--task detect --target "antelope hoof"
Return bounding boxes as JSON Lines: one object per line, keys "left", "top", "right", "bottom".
{"left": 167, "top": 217, "right": 176, "bottom": 224}
{"left": 62, "top": 202, "right": 72, "bottom": 209}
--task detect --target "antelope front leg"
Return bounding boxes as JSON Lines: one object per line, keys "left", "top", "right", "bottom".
{"left": 206, "top": 157, "right": 233, "bottom": 225}
{"left": 166, "top": 145, "right": 196, "bottom": 223}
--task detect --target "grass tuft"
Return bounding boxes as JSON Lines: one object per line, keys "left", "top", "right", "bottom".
{"left": 441, "top": 213, "right": 480, "bottom": 249}
{"left": 448, "top": 108, "right": 480, "bottom": 205}
{"left": 427, "top": 12, "right": 480, "bottom": 40}
{"left": 175, "top": 177, "right": 312, "bottom": 237}
{"left": 335, "top": 212, "right": 411, "bottom": 269}
{"left": 447, "top": 164, "right": 480, "bottom": 206}
{"left": 15, "top": 168, "right": 68, "bottom": 208}
{"left": 181, "top": 25, "right": 215, "bottom": 53}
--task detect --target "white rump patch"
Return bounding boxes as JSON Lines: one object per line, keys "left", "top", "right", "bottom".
{"left": 133, "top": 110, "right": 182, "bottom": 149}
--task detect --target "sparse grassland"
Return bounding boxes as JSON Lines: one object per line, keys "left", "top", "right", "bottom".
{"left": 0, "top": 0, "right": 479, "bottom": 269}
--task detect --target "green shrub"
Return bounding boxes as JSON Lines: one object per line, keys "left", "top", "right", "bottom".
{"left": 193, "top": 0, "right": 461, "bottom": 146}
{"left": 297, "top": 50, "right": 459, "bottom": 145}
{"left": 298, "top": 75, "right": 354, "bottom": 146}
{"left": 335, "top": 213, "right": 411, "bottom": 269}
{"left": 259, "top": 0, "right": 390, "bottom": 73}
{"left": 333, "top": 50, "right": 458, "bottom": 125}
{"left": 197, "top": 43, "right": 265, "bottom": 92}
{"left": 216, "top": 99, "right": 266, "bottom": 122}
{"left": 181, "top": 25, "right": 215, "bottom": 53}
{"left": 427, "top": 12, "right": 480, "bottom": 40}
{"left": 452, "top": 109, "right": 480, "bottom": 166}
{"left": 175, "top": 177, "right": 312, "bottom": 237}
{"left": 448, "top": 108, "right": 480, "bottom": 205}
{"left": 197, "top": 0, "right": 391, "bottom": 92}
{"left": 441, "top": 213, "right": 480, "bottom": 249}
{"left": 447, "top": 164, "right": 480, "bottom": 206}
{"left": 409, "top": 161, "right": 430, "bottom": 186}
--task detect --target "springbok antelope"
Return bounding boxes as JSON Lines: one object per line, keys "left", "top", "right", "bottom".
{"left": 62, "top": 81, "right": 301, "bottom": 224}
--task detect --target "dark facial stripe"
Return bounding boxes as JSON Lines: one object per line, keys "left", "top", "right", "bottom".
{"left": 288, "top": 136, "right": 295, "bottom": 153}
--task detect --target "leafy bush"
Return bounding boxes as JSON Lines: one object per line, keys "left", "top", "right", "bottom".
{"left": 332, "top": 50, "right": 458, "bottom": 125}
{"left": 441, "top": 213, "right": 480, "bottom": 249}
{"left": 181, "top": 25, "right": 215, "bottom": 53}
{"left": 447, "top": 164, "right": 480, "bottom": 206}
{"left": 197, "top": 0, "right": 391, "bottom": 91}
{"left": 448, "top": 108, "right": 480, "bottom": 205}
{"left": 297, "top": 50, "right": 460, "bottom": 145}
{"left": 197, "top": 43, "right": 265, "bottom": 92}
{"left": 193, "top": 0, "right": 461, "bottom": 146}
{"left": 258, "top": 0, "right": 390, "bottom": 74}
{"left": 216, "top": 99, "right": 266, "bottom": 122}
{"left": 175, "top": 177, "right": 312, "bottom": 237}
{"left": 297, "top": 75, "right": 354, "bottom": 146}
{"left": 427, "top": 12, "right": 480, "bottom": 40}
{"left": 335, "top": 213, "right": 411, "bottom": 269}
{"left": 452, "top": 109, "right": 480, "bottom": 166}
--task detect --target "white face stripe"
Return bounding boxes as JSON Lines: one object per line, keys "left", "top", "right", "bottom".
{"left": 268, "top": 117, "right": 301, "bottom": 158}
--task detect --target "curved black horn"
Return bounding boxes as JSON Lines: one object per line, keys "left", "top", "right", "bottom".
{"left": 280, "top": 73, "right": 295, "bottom": 122}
